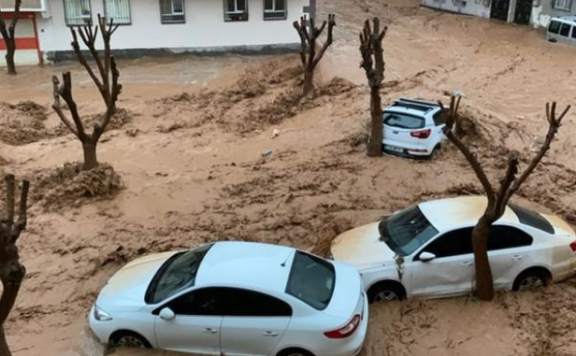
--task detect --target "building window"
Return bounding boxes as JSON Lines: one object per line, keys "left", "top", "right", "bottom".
{"left": 224, "top": 0, "right": 248, "bottom": 22}
{"left": 160, "top": 0, "right": 185, "bottom": 24}
{"left": 104, "top": 0, "right": 131, "bottom": 25}
{"left": 553, "top": 0, "right": 573, "bottom": 11}
{"left": 264, "top": 0, "right": 286, "bottom": 20}
{"left": 63, "top": 0, "right": 92, "bottom": 26}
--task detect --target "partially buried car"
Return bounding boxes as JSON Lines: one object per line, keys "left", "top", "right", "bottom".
{"left": 89, "top": 241, "right": 368, "bottom": 356}
{"left": 331, "top": 196, "right": 576, "bottom": 303}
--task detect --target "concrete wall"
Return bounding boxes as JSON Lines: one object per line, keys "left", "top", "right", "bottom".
{"left": 532, "top": 0, "right": 576, "bottom": 28}
{"left": 421, "top": 0, "right": 492, "bottom": 18}
{"left": 37, "top": 0, "right": 309, "bottom": 57}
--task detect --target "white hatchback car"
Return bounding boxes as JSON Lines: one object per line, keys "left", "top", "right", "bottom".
{"left": 89, "top": 241, "right": 368, "bottom": 356}
{"left": 331, "top": 196, "right": 576, "bottom": 302}
{"left": 383, "top": 98, "right": 446, "bottom": 158}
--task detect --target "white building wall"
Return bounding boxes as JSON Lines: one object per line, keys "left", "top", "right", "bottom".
{"left": 421, "top": 0, "right": 491, "bottom": 18}
{"left": 37, "top": 0, "right": 309, "bottom": 54}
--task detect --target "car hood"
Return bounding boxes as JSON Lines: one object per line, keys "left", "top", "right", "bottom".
{"left": 331, "top": 222, "right": 397, "bottom": 269}
{"left": 97, "top": 251, "right": 179, "bottom": 309}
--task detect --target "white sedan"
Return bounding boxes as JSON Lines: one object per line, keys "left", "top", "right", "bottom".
{"left": 331, "top": 196, "right": 576, "bottom": 302}
{"left": 89, "top": 241, "right": 368, "bottom": 356}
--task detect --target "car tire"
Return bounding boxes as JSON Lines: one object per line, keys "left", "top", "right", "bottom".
{"left": 110, "top": 331, "right": 151, "bottom": 349}
{"left": 278, "top": 348, "right": 315, "bottom": 356}
{"left": 513, "top": 268, "right": 552, "bottom": 291}
{"left": 368, "top": 282, "right": 406, "bottom": 303}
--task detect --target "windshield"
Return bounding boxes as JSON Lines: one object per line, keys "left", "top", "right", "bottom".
{"left": 286, "top": 252, "right": 335, "bottom": 310}
{"left": 383, "top": 112, "right": 425, "bottom": 129}
{"left": 379, "top": 206, "right": 438, "bottom": 256}
{"left": 510, "top": 204, "right": 555, "bottom": 234}
{"left": 145, "top": 244, "right": 213, "bottom": 304}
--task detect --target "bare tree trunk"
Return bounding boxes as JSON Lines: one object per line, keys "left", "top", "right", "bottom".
{"left": 303, "top": 69, "right": 314, "bottom": 97}
{"left": 0, "top": 326, "right": 10, "bottom": 356}
{"left": 367, "top": 86, "right": 383, "bottom": 157}
{"left": 5, "top": 41, "right": 16, "bottom": 75}
{"left": 82, "top": 142, "right": 98, "bottom": 171}
{"left": 471, "top": 217, "right": 494, "bottom": 301}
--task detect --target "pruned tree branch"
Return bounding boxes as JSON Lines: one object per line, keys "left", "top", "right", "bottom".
{"left": 0, "top": 0, "right": 22, "bottom": 74}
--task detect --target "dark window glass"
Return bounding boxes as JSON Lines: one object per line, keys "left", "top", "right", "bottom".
{"left": 225, "top": 0, "right": 249, "bottom": 21}
{"left": 549, "top": 20, "right": 561, "bottom": 34}
{"left": 488, "top": 226, "right": 533, "bottom": 250}
{"left": 573, "top": 27, "right": 576, "bottom": 38}
{"left": 167, "top": 287, "right": 292, "bottom": 316}
{"left": 509, "top": 204, "right": 555, "bottom": 234}
{"left": 160, "top": 0, "right": 185, "bottom": 24}
{"left": 286, "top": 252, "right": 335, "bottom": 310}
{"left": 264, "top": 0, "right": 286, "bottom": 19}
{"left": 560, "top": 23, "right": 571, "bottom": 37}
{"left": 383, "top": 112, "right": 425, "bottom": 129}
{"left": 380, "top": 206, "right": 439, "bottom": 256}
{"left": 421, "top": 228, "right": 473, "bottom": 258}
{"left": 433, "top": 111, "right": 445, "bottom": 126}
{"left": 145, "top": 244, "right": 213, "bottom": 304}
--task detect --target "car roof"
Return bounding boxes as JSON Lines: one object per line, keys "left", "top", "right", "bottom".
{"left": 195, "top": 241, "right": 295, "bottom": 294}
{"left": 418, "top": 196, "right": 519, "bottom": 232}
{"left": 385, "top": 98, "right": 440, "bottom": 117}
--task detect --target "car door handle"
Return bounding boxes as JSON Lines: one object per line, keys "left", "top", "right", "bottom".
{"left": 512, "top": 255, "right": 523, "bottom": 261}
{"left": 462, "top": 261, "right": 473, "bottom": 267}
{"left": 263, "top": 331, "right": 279, "bottom": 337}
{"left": 203, "top": 328, "right": 218, "bottom": 334}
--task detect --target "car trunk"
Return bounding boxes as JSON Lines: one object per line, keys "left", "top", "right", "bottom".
{"left": 323, "top": 263, "right": 364, "bottom": 320}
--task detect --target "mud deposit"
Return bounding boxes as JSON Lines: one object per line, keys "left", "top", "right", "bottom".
{"left": 3, "top": 0, "right": 576, "bottom": 355}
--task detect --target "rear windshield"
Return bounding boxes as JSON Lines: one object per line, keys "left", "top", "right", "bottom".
{"left": 549, "top": 20, "right": 561, "bottom": 34}
{"left": 286, "top": 252, "right": 335, "bottom": 310}
{"left": 510, "top": 204, "right": 555, "bottom": 234}
{"left": 383, "top": 112, "right": 425, "bottom": 129}
{"left": 379, "top": 206, "right": 439, "bottom": 256}
{"left": 145, "top": 244, "right": 213, "bottom": 304}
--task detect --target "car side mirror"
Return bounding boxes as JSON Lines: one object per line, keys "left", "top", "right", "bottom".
{"left": 419, "top": 252, "right": 436, "bottom": 262}
{"left": 159, "top": 307, "right": 176, "bottom": 321}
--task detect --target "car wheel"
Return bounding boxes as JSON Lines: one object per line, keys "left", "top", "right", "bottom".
{"left": 110, "top": 331, "right": 151, "bottom": 349}
{"left": 368, "top": 282, "right": 405, "bottom": 303}
{"left": 278, "top": 348, "right": 314, "bottom": 356}
{"left": 513, "top": 269, "right": 551, "bottom": 291}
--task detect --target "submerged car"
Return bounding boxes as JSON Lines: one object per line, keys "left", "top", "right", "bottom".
{"left": 89, "top": 241, "right": 368, "bottom": 356}
{"left": 382, "top": 98, "right": 446, "bottom": 158}
{"left": 331, "top": 196, "right": 576, "bottom": 303}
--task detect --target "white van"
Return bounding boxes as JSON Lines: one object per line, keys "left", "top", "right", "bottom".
{"left": 547, "top": 16, "right": 576, "bottom": 45}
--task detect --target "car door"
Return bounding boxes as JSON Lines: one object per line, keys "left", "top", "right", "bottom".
{"left": 153, "top": 288, "right": 224, "bottom": 355}
{"left": 220, "top": 288, "right": 292, "bottom": 356}
{"left": 405, "top": 228, "right": 475, "bottom": 297}
{"left": 488, "top": 225, "right": 533, "bottom": 290}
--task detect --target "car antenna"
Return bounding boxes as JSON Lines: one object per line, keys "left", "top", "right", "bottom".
{"left": 280, "top": 252, "right": 292, "bottom": 267}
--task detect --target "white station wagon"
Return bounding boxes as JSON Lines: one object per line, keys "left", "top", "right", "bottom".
{"left": 331, "top": 196, "right": 576, "bottom": 302}
{"left": 89, "top": 241, "right": 368, "bottom": 356}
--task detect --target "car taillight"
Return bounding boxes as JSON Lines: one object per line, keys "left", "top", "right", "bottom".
{"left": 324, "top": 314, "right": 361, "bottom": 339}
{"left": 410, "top": 129, "right": 431, "bottom": 139}
{"left": 570, "top": 241, "right": 576, "bottom": 252}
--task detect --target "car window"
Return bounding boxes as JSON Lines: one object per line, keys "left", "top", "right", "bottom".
{"left": 145, "top": 244, "right": 213, "bottom": 304}
{"left": 383, "top": 112, "right": 425, "bottom": 129}
{"left": 549, "top": 20, "right": 561, "bottom": 34}
{"left": 166, "top": 287, "right": 292, "bottom": 317}
{"left": 168, "top": 287, "right": 226, "bottom": 316}
{"left": 509, "top": 204, "right": 554, "bottom": 234}
{"left": 421, "top": 228, "right": 473, "bottom": 259}
{"left": 488, "top": 226, "right": 533, "bottom": 250}
{"left": 380, "top": 206, "right": 439, "bottom": 256}
{"left": 286, "top": 252, "right": 335, "bottom": 310}
{"left": 560, "top": 23, "right": 571, "bottom": 37}
{"left": 433, "top": 111, "right": 445, "bottom": 126}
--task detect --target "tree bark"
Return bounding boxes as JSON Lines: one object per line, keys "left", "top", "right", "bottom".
{"left": 303, "top": 69, "right": 314, "bottom": 98}
{"left": 82, "top": 142, "right": 98, "bottom": 170}
{"left": 0, "top": 326, "right": 10, "bottom": 356}
{"left": 471, "top": 216, "right": 494, "bottom": 301}
{"left": 367, "top": 86, "right": 383, "bottom": 157}
{"left": 5, "top": 41, "right": 16, "bottom": 75}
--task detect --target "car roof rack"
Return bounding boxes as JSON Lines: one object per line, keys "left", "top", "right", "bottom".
{"left": 393, "top": 98, "right": 440, "bottom": 113}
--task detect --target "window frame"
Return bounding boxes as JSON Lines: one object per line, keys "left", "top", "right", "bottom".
{"left": 224, "top": 0, "right": 249, "bottom": 22}
{"left": 263, "top": 0, "right": 287, "bottom": 21}
{"left": 63, "top": 0, "right": 93, "bottom": 27}
{"left": 159, "top": 0, "right": 186, "bottom": 25}
{"left": 553, "top": 0, "right": 573, "bottom": 11}
{"left": 103, "top": 0, "right": 132, "bottom": 26}
{"left": 559, "top": 22, "right": 572, "bottom": 37}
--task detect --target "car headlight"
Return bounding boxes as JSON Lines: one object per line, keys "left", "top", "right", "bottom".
{"left": 94, "top": 305, "right": 113, "bottom": 321}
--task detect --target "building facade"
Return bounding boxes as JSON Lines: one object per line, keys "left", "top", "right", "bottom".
{"left": 421, "top": 0, "right": 576, "bottom": 28}
{"left": 0, "top": 0, "right": 313, "bottom": 66}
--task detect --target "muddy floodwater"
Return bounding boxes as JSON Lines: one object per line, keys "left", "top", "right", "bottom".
{"left": 3, "top": 0, "right": 576, "bottom": 355}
